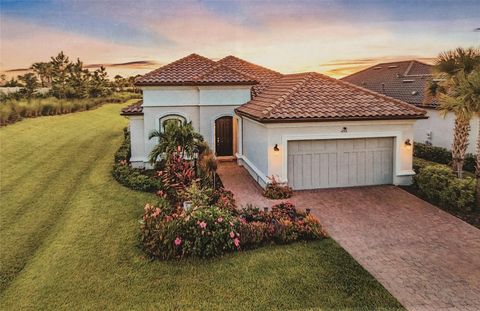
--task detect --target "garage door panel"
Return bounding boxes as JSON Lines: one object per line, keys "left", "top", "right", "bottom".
{"left": 288, "top": 138, "right": 393, "bottom": 190}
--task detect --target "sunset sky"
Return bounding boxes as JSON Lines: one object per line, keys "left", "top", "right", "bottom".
{"left": 1, "top": 0, "right": 479, "bottom": 78}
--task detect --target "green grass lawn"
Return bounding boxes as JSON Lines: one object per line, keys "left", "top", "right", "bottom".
{"left": 0, "top": 102, "right": 403, "bottom": 310}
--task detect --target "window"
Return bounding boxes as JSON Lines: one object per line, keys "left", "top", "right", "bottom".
{"left": 160, "top": 114, "right": 186, "bottom": 132}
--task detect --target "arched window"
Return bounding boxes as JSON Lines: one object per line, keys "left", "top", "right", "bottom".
{"left": 159, "top": 114, "right": 186, "bottom": 132}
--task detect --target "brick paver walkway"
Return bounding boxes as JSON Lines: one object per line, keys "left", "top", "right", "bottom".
{"left": 218, "top": 161, "right": 480, "bottom": 311}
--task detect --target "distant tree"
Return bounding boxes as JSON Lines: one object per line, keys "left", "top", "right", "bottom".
{"left": 31, "top": 62, "right": 53, "bottom": 87}
{"left": 0, "top": 74, "right": 6, "bottom": 86}
{"left": 89, "top": 66, "right": 111, "bottom": 97}
{"left": 18, "top": 73, "right": 40, "bottom": 99}
{"left": 114, "top": 74, "right": 125, "bottom": 91}
{"left": 66, "top": 58, "right": 90, "bottom": 98}
{"left": 4, "top": 77, "right": 22, "bottom": 87}
{"left": 50, "top": 51, "right": 71, "bottom": 98}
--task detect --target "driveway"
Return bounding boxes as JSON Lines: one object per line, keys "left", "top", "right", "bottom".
{"left": 218, "top": 161, "right": 480, "bottom": 311}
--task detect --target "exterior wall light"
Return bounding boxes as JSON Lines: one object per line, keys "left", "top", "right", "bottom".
{"left": 273, "top": 144, "right": 280, "bottom": 152}
{"left": 404, "top": 138, "right": 412, "bottom": 150}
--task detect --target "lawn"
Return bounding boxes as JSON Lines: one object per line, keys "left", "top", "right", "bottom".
{"left": 0, "top": 102, "right": 403, "bottom": 310}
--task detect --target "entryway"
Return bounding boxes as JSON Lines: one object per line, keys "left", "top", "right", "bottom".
{"left": 215, "top": 116, "right": 233, "bottom": 156}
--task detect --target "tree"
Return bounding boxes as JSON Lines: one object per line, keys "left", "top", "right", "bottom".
{"left": 4, "top": 78, "right": 22, "bottom": 87}
{"left": 430, "top": 47, "right": 480, "bottom": 177}
{"left": 50, "top": 52, "right": 71, "bottom": 98}
{"left": 31, "top": 62, "right": 53, "bottom": 87}
{"left": 89, "top": 66, "right": 111, "bottom": 97}
{"left": 66, "top": 58, "right": 90, "bottom": 98}
{"left": 0, "top": 74, "right": 6, "bottom": 86}
{"left": 148, "top": 121, "right": 204, "bottom": 164}
{"left": 18, "top": 73, "right": 40, "bottom": 99}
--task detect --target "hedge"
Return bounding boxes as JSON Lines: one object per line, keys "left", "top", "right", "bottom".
{"left": 414, "top": 142, "right": 476, "bottom": 173}
{"left": 112, "top": 129, "right": 162, "bottom": 192}
{"left": 414, "top": 165, "right": 476, "bottom": 212}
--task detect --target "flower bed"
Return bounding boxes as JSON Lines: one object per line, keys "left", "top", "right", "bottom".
{"left": 263, "top": 175, "right": 293, "bottom": 199}
{"left": 140, "top": 197, "right": 326, "bottom": 260}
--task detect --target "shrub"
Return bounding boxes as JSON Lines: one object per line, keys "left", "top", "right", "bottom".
{"left": 263, "top": 175, "right": 293, "bottom": 199}
{"left": 156, "top": 153, "right": 195, "bottom": 204}
{"left": 238, "top": 221, "right": 268, "bottom": 248}
{"left": 112, "top": 129, "right": 161, "bottom": 192}
{"left": 414, "top": 165, "right": 476, "bottom": 212}
{"left": 412, "top": 157, "right": 436, "bottom": 174}
{"left": 414, "top": 142, "right": 475, "bottom": 173}
{"left": 210, "top": 188, "right": 237, "bottom": 214}
{"left": 140, "top": 203, "right": 240, "bottom": 259}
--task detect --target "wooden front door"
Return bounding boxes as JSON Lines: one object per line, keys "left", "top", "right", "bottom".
{"left": 215, "top": 116, "right": 233, "bottom": 156}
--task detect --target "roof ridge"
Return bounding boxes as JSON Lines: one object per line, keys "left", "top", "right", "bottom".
{"left": 263, "top": 72, "right": 315, "bottom": 118}
{"left": 138, "top": 53, "right": 215, "bottom": 82}
{"left": 193, "top": 63, "right": 258, "bottom": 83}
{"left": 219, "top": 55, "right": 283, "bottom": 76}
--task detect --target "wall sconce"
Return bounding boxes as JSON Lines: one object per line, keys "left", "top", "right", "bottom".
{"left": 273, "top": 144, "right": 280, "bottom": 152}
{"left": 404, "top": 138, "right": 412, "bottom": 150}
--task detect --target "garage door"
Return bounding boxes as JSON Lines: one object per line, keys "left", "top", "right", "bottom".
{"left": 287, "top": 138, "right": 393, "bottom": 190}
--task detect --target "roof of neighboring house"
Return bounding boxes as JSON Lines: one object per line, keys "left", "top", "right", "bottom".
{"left": 134, "top": 54, "right": 257, "bottom": 86}
{"left": 120, "top": 100, "right": 143, "bottom": 116}
{"left": 341, "top": 60, "right": 436, "bottom": 107}
{"left": 235, "top": 72, "right": 427, "bottom": 123}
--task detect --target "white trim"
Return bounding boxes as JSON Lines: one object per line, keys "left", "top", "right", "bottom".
{"left": 211, "top": 113, "right": 234, "bottom": 155}
{"left": 130, "top": 156, "right": 148, "bottom": 162}
{"left": 397, "top": 170, "right": 416, "bottom": 176}
{"left": 280, "top": 131, "right": 405, "bottom": 184}
{"left": 236, "top": 154, "right": 269, "bottom": 185}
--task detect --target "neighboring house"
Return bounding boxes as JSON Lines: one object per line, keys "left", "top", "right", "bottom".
{"left": 342, "top": 60, "right": 479, "bottom": 154}
{"left": 122, "top": 54, "right": 427, "bottom": 190}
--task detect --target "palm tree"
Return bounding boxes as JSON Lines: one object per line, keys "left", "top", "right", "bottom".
{"left": 431, "top": 47, "right": 480, "bottom": 177}
{"left": 148, "top": 121, "right": 204, "bottom": 164}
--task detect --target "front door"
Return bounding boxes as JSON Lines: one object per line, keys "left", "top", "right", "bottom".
{"left": 215, "top": 116, "right": 233, "bottom": 156}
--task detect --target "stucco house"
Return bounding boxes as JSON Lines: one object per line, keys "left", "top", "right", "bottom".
{"left": 342, "top": 60, "right": 479, "bottom": 154}
{"left": 121, "top": 54, "right": 427, "bottom": 190}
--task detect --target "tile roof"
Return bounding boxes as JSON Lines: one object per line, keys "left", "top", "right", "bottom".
{"left": 235, "top": 72, "right": 427, "bottom": 123}
{"left": 217, "top": 56, "right": 283, "bottom": 95}
{"left": 341, "top": 60, "right": 436, "bottom": 107}
{"left": 121, "top": 100, "right": 143, "bottom": 116}
{"left": 135, "top": 53, "right": 258, "bottom": 86}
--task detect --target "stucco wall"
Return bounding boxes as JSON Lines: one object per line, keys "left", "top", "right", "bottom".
{"left": 239, "top": 117, "right": 269, "bottom": 186}
{"left": 129, "top": 116, "right": 145, "bottom": 167}
{"left": 239, "top": 117, "right": 417, "bottom": 187}
{"left": 414, "top": 109, "right": 478, "bottom": 154}
{"left": 130, "top": 85, "right": 252, "bottom": 166}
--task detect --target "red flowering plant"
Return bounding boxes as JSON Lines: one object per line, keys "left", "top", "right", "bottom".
{"left": 179, "top": 206, "right": 240, "bottom": 258}
{"left": 156, "top": 150, "right": 196, "bottom": 205}
{"left": 263, "top": 175, "right": 293, "bottom": 199}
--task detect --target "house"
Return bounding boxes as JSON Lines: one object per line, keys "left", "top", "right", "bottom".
{"left": 342, "top": 60, "right": 479, "bottom": 154}
{"left": 121, "top": 54, "right": 427, "bottom": 190}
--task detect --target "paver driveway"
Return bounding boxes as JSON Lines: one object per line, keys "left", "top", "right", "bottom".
{"left": 218, "top": 161, "right": 480, "bottom": 311}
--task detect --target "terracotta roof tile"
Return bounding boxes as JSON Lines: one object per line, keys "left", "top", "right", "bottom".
{"left": 235, "top": 72, "right": 427, "bottom": 122}
{"left": 121, "top": 100, "right": 143, "bottom": 116}
{"left": 217, "top": 55, "right": 283, "bottom": 95}
{"left": 194, "top": 64, "right": 258, "bottom": 84}
{"left": 135, "top": 54, "right": 260, "bottom": 86}
{"left": 342, "top": 60, "right": 436, "bottom": 107}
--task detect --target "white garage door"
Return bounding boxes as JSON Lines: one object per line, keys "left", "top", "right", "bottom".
{"left": 287, "top": 138, "right": 394, "bottom": 190}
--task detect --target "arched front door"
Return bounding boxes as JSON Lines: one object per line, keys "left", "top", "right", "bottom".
{"left": 215, "top": 116, "right": 233, "bottom": 156}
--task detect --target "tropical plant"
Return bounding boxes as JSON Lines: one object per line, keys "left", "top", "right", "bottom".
{"left": 429, "top": 47, "right": 480, "bottom": 178}
{"left": 148, "top": 121, "right": 204, "bottom": 163}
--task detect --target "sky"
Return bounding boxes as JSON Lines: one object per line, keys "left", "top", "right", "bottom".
{"left": 1, "top": 0, "right": 479, "bottom": 78}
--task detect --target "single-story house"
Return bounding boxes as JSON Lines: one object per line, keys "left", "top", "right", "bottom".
{"left": 121, "top": 54, "right": 427, "bottom": 190}
{"left": 342, "top": 60, "right": 479, "bottom": 154}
